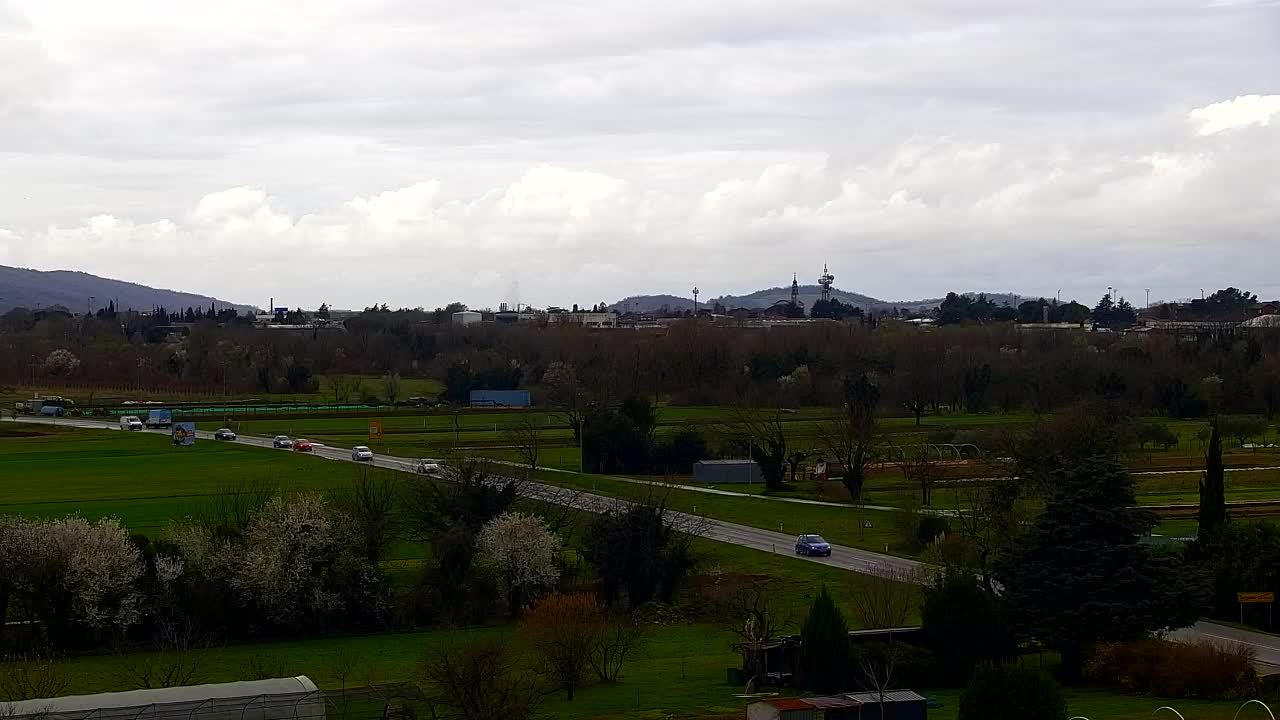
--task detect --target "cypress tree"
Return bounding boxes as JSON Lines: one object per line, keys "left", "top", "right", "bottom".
{"left": 1199, "top": 423, "right": 1228, "bottom": 534}
{"left": 800, "top": 586, "right": 851, "bottom": 693}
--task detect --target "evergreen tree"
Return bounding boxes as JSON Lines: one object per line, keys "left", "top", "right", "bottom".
{"left": 800, "top": 586, "right": 851, "bottom": 693}
{"left": 1199, "top": 423, "right": 1228, "bottom": 534}
{"left": 996, "top": 457, "right": 1205, "bottom": 677}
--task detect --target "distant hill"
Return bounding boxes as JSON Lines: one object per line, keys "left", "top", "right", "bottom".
{"left": 0, "top": 265, "right": 256, "bottom": 314}
{"left": 610, "top": 286, "right": 1025, "bottom": 314}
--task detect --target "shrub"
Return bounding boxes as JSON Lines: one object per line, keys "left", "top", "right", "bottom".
{"left": 959, "top": 663, "right": 1067, "bottom": 720}
{"left": 1083, "top": 639, "right": 1257, "bottom": 699}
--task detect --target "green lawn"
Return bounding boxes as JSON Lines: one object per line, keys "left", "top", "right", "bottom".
{"left": 0, "top": 426, "right": 410, "bottom": 536}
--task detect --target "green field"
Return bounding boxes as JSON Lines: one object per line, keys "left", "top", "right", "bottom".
{"left": 3, "top": 422, "right": 1276, "bottom": 719}
{"left": 0, "top": 426, "right": 408, "bottom": 537}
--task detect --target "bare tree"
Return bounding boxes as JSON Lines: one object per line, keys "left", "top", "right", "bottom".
{"left": 726, "top": 586, "right": 790, "bottom": 688}
{"left": 852, "top": 565, "right": 920, "bottom": 630}
{"left": 818, "top": 374, "right": 881, "bottom": 502}
{"left": 950, "top": 477, "right": 1028, "bottom": 593}
{"left": 0, "top": 653, "right": 67, "bottom": 701}
{"left": 421, "top": 638, "right": 542, "bottom": 720}
{"left": 542, "top": 361, "right": 587, "bottom": 436}
{"left": 520, "top": 593, "right": 600, "bottom": 700}
{"left": 401, "top": 458, "right": 521, "bottom": 540}
{"left": 333, "top": 468, "right": 400, "bottom": 563}
{"left": 329, "top": 374, "right": 356, "bottom": 403}
{"left": 856, "top": 643, "right": 901, "bottom": 720}
{"left": 899, "top": 446, "right": 940, "bottom": 506}
{"left": 203, "top": 478, "right": 278, "bottom": 539}
{"left": 112, "top": 619, "right": 208, "bottom": 689}
{"left": 382, "top": 373, "right": 402, "bottom": 404}
{"left": 501, "top": 414, "right": 542, "bottom": 478}
{"left": 589, "top": 612, "right": 648, "bottom": 684}
{"left": 727, "top": 405, "right": 789, "bottom": 490}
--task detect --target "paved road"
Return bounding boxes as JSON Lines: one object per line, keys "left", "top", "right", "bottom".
{"left": 10, "top": 415, "right": 1279, "bottom": 668}
{"left": 2, "top": 415, "right": 924, "bottom": 578}
{"left": 1170, "top": 621, "right": 1280, "bottom": 672}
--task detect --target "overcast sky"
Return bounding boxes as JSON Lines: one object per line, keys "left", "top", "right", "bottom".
{"left": 2, "top": 0, "right": 1278, "bottom": 310}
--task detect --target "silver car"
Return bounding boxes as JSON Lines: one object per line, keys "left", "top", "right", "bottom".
{"left": 272, "top": 435, "right": 292, "bottom": 449}
{"left": 352, "top": 446, "right": 374, "bottom": 462}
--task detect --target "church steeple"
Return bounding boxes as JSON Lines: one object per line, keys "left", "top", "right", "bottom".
{"left": 791, "top": 273, "right": 800, "bottom": 308}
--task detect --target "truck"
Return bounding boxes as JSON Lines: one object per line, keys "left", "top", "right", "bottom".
{"left": 15, "top": 396, "right": 74, "bottom": 415}
{"left": 119, "top": 415, "right": 144, "bottom": 431}
{"left": 145, "top": 409, "right": 172, "bottom": 429}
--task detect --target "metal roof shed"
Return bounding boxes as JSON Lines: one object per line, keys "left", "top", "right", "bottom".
{"left": 693, "top": 459, "right": 763, "bottom": 484}
{"left": 829, "top": 691, "right": 928, "bottom": 720}
{"left": 0, "top": 677, "right": 324, "bottom": 720}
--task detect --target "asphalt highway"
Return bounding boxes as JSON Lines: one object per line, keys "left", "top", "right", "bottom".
{"left": 5, "top": 414, "right": 1275, "bottom": 669}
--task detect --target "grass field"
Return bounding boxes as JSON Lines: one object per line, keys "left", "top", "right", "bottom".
{"left": 2, "top": 422, "right": 1276, "bottom": 719}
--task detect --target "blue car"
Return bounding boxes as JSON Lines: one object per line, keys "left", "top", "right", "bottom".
{"left": 795, "top": 534, "right": 832, "bottom": 557}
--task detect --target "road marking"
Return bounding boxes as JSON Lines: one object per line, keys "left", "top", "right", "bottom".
{"left": 1196, "top": 632, "right": 1280, "bottom": 654}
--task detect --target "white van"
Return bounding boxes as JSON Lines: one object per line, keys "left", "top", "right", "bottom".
{"left": 119, "top": 415, "right": 143, "bottom": 431}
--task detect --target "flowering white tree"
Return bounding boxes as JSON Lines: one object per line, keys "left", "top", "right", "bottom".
{"left": 43, "top": 349, "right": 80, "bottom": 376}
{"left": 475, "top": 512, "right": 562, "bottom": 617}
{"left": 4, "top": 516, "right": 143, "bottom": 644}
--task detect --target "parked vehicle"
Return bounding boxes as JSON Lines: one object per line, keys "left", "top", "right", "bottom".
{"left": 214, "top": 428, "right": 237, "bottom": 440}
{"left": 794, "top": 534, "right": 832, "bottom": 557}
{"left": 292, "top": 439, "right": 313, "bottom": 452}
{"left": 272, "top": 435, "right": 292, "bottom": 449}
{"left": 145, "top": 409, "right": 172, "bottom": 429}
{"left": 38, "top": 405, "right": 65, "bottom": 417}
{"left": 415, "top": 460, "right": 442, "bottom": 475}
{"left": 119, "top": 416, "right": 144, "bottom": 431}
{"left": 351, "top": 446, "right": 374, "bottom": 462}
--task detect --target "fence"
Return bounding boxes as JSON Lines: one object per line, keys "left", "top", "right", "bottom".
{"left": 0, "top": 685, "right": 422, "bottom": 720}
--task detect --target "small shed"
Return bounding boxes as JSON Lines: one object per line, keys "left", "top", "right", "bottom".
{"left": 747, "top": 697, "right": 820, "bottom": 720}
{"left": 835, "top": 691, "right": 928, "bottom": 720}
{"left": 693, "top": 459, "right": 763, "bottom": 484}
{"left": 469, "top": 389, "right": 531, "bottom": 407}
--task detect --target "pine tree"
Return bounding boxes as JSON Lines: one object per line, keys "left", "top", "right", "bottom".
{"left": 1199, "top": 423, "right": 1228, "bottom": 534}
{"left": 800, "top": 586, "right": 851, "bottom": 693}
{"left": 996, "top": 457, "right": 1204, "bottom": 678}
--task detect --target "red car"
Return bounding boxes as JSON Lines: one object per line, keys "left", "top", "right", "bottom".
{"left": 292, "top": 439, "right": 314, "bottom": 452}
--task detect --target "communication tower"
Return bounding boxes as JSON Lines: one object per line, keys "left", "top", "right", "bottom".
{"left": 818, "top": 264, "right": 835, "bottom": 303}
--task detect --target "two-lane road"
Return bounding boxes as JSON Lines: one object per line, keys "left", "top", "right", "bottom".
{"left": 5, "top": 415, "right": 1274, "bottom": 669}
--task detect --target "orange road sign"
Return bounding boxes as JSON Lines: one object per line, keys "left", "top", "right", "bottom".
{"left": 1237, "top": 592, "right": 1275, "bottom": 604}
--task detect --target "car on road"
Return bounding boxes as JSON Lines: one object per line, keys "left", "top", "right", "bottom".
{"left": 794, "top": 534, "right": 832, "bottom": 557}
{"left": 352, "top": 446, "right": 374, "bottom": 462}
{"left": 119, "top": 416, "right": 144, "bottom": 431}
{"left": 213, "top": 428, "right": 237, "bottom": 441}
{"left": 415, "top": 460, "right": 442, "bottom": 475}
{"left": 272, "top": 435, "right": 292, "bottom": 449}
{"left": 292, "top": 439, "right": 314, "bottom": 452}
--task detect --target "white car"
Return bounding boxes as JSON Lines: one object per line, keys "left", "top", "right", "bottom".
{"left": 415, "top": 460, "right": 442, "bottom": 476}
{"left": 352, "top": 446, "right": 374, "bottom": 462}
{"left": 119, "top": 416, "right": 143, "bottom": 431}
{"left": 272, "top": 435, "right": 292, "bottom": 449}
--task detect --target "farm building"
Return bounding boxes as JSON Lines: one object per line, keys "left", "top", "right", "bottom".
{"left": 746, "top": 691, "right": 927, "bottom": 720}
{"left": 693, "top": 459, "right": 763, "bottom": 484}
{"left": 737, "top": 628, "right": 926, "bottom": 688}
{"left": 469, "top": 389, "right": 531, "bottom": 407}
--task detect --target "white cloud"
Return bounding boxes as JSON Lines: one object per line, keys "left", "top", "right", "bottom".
{"left": 2, "top": 0, "right": 1279, "bottom": 307}
{"left": 1189, "top": 95, "right": 1280, "bottom": 135}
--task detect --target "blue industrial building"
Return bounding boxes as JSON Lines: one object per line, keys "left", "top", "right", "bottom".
{"left": 469, "top": 390, "right": 531, "bottom": 408}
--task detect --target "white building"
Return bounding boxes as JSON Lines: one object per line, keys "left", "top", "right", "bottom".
{"left": 452, "top": 310, "right": 483, "bottom": 326}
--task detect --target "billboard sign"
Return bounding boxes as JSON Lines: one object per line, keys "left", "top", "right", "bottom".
{"left": 172, "top": 422, "right": 196, "bottom": 447}
{"left": 1238, "top": 592, "right": 1275, "bottom": 604}
{"left": 368, "top": 419, "right": 384, "bottom": 442}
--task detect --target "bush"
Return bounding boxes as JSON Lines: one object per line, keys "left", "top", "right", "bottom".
{"left": 1083, "top": 639, "right": 1257, "bottom": 699}
{"left": 799, "top": 587, "right": 851, "bottom": 693}
{"left": 959, "top": 663, "right": 1066, "bottom": 720}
